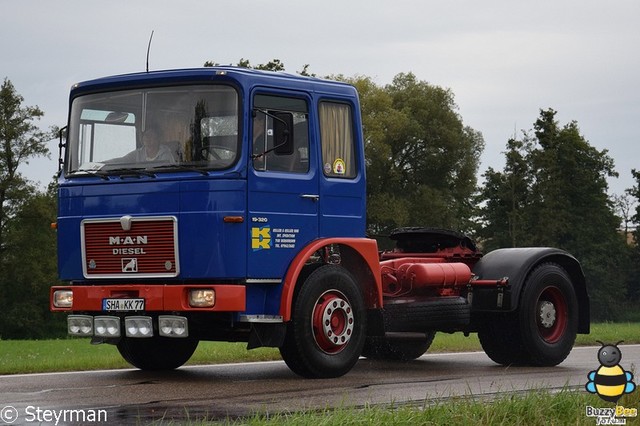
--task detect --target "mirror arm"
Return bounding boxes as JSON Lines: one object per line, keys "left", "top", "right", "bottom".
{"left": 251, "top": 108, "right": 290, "bottom": 159}
{"left": 251, "top": 137, "right": 289, "bottom": 160}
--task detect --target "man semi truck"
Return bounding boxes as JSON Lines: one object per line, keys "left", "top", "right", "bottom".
{"left": 50, "top": 67, "right": 589, "bottom": 378}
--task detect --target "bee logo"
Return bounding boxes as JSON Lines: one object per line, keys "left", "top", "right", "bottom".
{"left": 585, "top": 340, "right": 636, "bottom": 403}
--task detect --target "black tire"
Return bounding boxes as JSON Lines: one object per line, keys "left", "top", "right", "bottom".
{"left": 362, "top": 331, "right": 436, "bottom": 361}
{"left": 519, "top": 263, "right": 578, "bottom": 366}
{"left": 279, "top": 265, "right": 366, "bottom": 378}
{"left": 479, "top": 263, "right": 578, "bottom": 366}
{"left": 117, "top": 337, "right": 199, "bottom": 371}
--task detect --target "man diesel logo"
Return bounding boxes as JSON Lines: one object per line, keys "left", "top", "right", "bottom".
{"left": 110, "top": 236, "right": 146, "bottom": 272}
{"left": 109, "top": 235, "right": 148, "bottom": 255}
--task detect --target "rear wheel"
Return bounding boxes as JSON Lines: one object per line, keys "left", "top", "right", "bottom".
{"left": 519, "top": 263, "right": 577, "bottom": 366}
{"left": 279, "top": 265, "right": 366, "bottom": 378}
{"left": 362, "top": 331, "right": 436, "bottom": 361}
{"left": 478, "top": 263, "right": 578, "bottom": 366}
{"left": 117, "top": 337, "right": 199, "bottom": 370}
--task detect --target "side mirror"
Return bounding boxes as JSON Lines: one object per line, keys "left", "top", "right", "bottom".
{"left": 272, "top": 112, "right": 294, "bottom": 155}
{"left": 58, "top": 126, "right": 68, "bottom": 172}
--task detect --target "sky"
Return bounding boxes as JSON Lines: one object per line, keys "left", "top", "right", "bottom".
{"left": 2, "top": 0, "right": 639, "bottom": 199}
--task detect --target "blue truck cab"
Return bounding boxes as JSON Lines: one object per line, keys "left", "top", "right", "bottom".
{"left": 58, "top": 67, "right": 366, "bottom": 283}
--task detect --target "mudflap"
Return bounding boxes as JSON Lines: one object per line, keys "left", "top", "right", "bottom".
{"left": 247, "top": 322, "right": 287, "bottom": 349}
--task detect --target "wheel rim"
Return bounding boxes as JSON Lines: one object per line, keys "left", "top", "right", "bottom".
{"left": 312, "top": 290, "right": 354, "bottom": 354}
{"left": 536, "top": 286, "right": 567, "bottom": 343}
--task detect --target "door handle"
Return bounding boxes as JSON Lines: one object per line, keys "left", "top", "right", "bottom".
{"left": 300, "top": 194, "right": 320, "bottom": 202}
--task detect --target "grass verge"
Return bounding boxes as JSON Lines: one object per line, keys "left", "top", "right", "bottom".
{"left": 0, "top": 322, "right": 638, "bottom": 375}
{"left": 229, "top": 389, "right": 636, "bottom": 426}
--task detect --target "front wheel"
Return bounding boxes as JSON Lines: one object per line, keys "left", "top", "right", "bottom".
{"left": 117, "top": 337, "right": 199, "bottom": 370}
{"left": 279, "top": 265, "right": 366, "bottom": 378}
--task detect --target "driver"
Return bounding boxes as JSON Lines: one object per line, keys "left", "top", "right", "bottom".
{"left": 115, "top": 127, "right": 175, "bottom": 163}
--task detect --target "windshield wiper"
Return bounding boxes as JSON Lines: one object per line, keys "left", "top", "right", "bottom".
{"left": 69, "top": 162, "right": 110, "bottom": 179}
{"left": 151, "top": 164, "right": 210, "bottom": 175}
{"left": 106, "top": 167, "right": 156, "bottom": 178}
{"left": 67, "top": 169, "right": 110, "bottom": 180}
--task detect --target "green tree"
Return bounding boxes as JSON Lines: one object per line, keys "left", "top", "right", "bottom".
{"left": 476, "top": 109, "right": 629, "bottom": 320}
{"left": 0, "top": 78, "right": 57, "bottom": 338}
{"left": 0, "top": 184, "right": 64, "bottom": 338}
{"left": 476, "top": 136, "right": 534, "bottom": 250}
{"left": 0, "top": 78, "right": 51, "bottom": 253}
{"left": 349, "top": 73, "right": 484, "bottom": 235}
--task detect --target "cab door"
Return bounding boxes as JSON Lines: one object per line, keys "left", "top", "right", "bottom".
{"left": 316, "top": 100, "right": 366, "bottom": 238}
{"left": 247, "top": 92, "right": 318, "bottom": 279}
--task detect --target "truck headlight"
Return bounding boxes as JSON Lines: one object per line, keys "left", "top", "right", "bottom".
{"left": 189, "top": 289, "right": 215, "bottom": 307}
{"left": 68, "top": 315, "right": 93, "bottom": 336}
{"left": 53, "top": 290, "right": 73, "bottom": 308}
{"left": 94, "top": 316, "right": 121, "bottom": 337}
{"left": 125, "top": 316, "right": 153, "bottom": 337}
{"left": 159, "top": 316, "right": 188, "bottom": 337}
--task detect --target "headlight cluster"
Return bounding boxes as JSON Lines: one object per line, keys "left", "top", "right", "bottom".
{"left": 66, "top": 315, "right": 189, "bottom": 338}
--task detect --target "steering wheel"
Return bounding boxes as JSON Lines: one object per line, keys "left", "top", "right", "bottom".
{"left": 200, "top": 146, "right": 222, "bottom": 160}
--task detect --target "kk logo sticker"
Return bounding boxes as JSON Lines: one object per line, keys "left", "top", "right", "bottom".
{"left": 251, "top": 226, "right": 271, "bottom": 251}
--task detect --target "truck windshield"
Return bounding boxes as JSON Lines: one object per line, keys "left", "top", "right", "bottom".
{"left": 66, "top": 85, "right": 240, "bottom": 175}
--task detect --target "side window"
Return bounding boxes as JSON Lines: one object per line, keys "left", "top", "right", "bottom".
{"left": 319, "top": 102, "right": 356, "bottom": 178}
{"left": 252, "top": 95, "right": 309, "bottom": 173}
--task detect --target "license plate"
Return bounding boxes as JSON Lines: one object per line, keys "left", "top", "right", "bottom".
{"left": 102, "top": 298, "right": 145, "bottom": 312}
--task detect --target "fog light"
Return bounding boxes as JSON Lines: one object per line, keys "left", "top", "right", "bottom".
{"left": 94, "top": 316, "right": 121, "bottom": 337}
{"left": 124, "top": 316, "right": 153, "bottom": 337}
{"left": 68, "top": 315, "right": 93, "bottom": 336}
{"left": 53, "top": 290, "right": 73, "bottom": 308}
{"left": 158, "top": 316, "right": 189, "bottom": 337}
{"left": 189, "top": 289, "right": 215, "bottom": 307}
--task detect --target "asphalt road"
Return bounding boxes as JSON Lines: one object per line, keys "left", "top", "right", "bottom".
{"left": 1, "top": 345, "right": 638, "bottom": 424}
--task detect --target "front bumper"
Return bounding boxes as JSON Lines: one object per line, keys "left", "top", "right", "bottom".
{"left": 50, "top": 284, "right": 246, "bottom": 312}
{"left": 51, "top": 284, "right": 246, "bottom": 339}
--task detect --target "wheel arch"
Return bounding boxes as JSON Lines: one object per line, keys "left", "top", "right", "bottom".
{"left": 279, "top": 238, "right": 383, "bottom": 321}
{"left": 472, "top": 247, "right": 589, "bottom": 334}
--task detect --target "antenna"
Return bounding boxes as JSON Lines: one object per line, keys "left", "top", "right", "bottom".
{"left": 146, "top": 30, "right": 154, "bottom": 73}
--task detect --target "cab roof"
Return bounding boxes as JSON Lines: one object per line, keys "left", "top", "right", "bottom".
{"left": 70, "top": 67, "right": 358, "bottom": 100}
